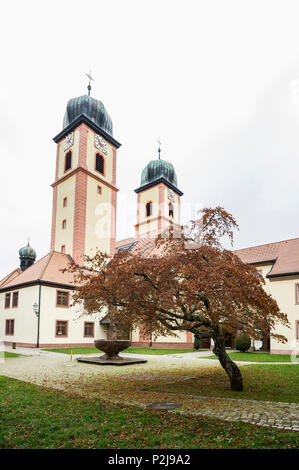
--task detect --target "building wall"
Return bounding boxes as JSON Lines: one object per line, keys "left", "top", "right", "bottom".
{"left": 269, "top": 276, "right": 299, "bottom": 354}
{"left": 57, "top": 130, "right": 80, "bottom": 180}
{"left": 54, "top": 176, "right": 76, "bottom": 255}
{"left": 131, "top": 325, "right": 194, "bottom": 349}
{"left": 51, "top": 123, "right": 118, "bottom": 261}
{"left": 137, "top": 186, "right": 159, "bottom": 236}
{"left": 1, "top": 285, "right": 107, "bottom": 348}
{"left": 136, "top": 183, "right": 180, "bottom": 236}
{"left": 85, "top": 176, "right": 113, "bottom": 258}
{"left": 1, "top": 285, "right": 39, "bottom": 346}
{"left": 251, "top": 264, "right": 299, "bottom": 354}
{"left": 86, "top": 129, "right": 115, "bottom": 184}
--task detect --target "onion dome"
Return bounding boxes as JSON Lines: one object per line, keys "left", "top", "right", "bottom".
{"left": 19, "top": 242, "right": 36, "bottom": 271}
{"left": 141, "top": 159, "right": 178, "bottom": 187}
{"left": 63, "top": 95, "right": 113, "bottom": 136}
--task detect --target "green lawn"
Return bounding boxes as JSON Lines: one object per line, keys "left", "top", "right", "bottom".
{"left": 144, "top": 364, "right": 299, "bottom": 403}
{"left": 0, "top": 376, "right": 298, "bottom": 449}
{"left": 200, "top": 352, "right": 299, "bottom": 362}
{"left": 1, "top": 352, "right": 21, "bottom": 358}
{"left": 43, "top": 347, "right": 202, "bottom": 355}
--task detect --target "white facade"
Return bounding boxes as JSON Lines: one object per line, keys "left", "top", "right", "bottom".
{"left": 1, "top": 284, "right": 107, "bottom": 348}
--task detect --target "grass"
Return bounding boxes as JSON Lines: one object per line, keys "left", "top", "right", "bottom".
{"left": 43, "top": 347, "right": 202, "bottom": 355}
{"left": 0, "top": 375, "right": 298, "bottom": 449}
{"left": 200, "top": 352, "right": 299, "bottom": 362}
{"left": 1, "top": 352, "right": 21, "bottom": 358}
{"left": 144, "top": 364, "right": 299, "bottom": 403}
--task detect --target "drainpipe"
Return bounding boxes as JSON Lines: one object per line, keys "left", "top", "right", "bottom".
{"left": 37, "top": 283, "right": 41, "bottom": 348}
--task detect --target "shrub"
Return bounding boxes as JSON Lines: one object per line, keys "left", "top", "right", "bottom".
{"left": 234, "top": 333, "right": 251, "bottom": 352}
{"left": 194, "top": 336, "right": 200, "bottom": 350}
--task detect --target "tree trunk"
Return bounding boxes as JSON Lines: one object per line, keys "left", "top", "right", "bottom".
{"left": 213, "top": 327, "right": 243, "bottom": 391}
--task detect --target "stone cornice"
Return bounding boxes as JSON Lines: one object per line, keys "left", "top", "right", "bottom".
{"left": 134, "top": 177, "right": 183, "bottom": 196}
{"left": 51, "top": 166, "right": 119, "bottom": 192}
{"left": 53, "top": 114, "right": 121, "bottom": 149}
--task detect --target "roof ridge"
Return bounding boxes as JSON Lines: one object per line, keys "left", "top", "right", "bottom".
{"left": 234, "top": 236, "right": 299, "bottom": 252}
{"left": 39, "top": 251, "right": 55, "bottom": 280}
{"left": 0, "top": 268, "right": 21, "bottom": 287}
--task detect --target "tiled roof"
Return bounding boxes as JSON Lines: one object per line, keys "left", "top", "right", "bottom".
{"left": 0, "top": 268, "right": 22, "bottom": 288}
{"left": 116, "top": 234, "right": 164, "bottom": 258}
{"left": 0, "top": 251, "right": 77, "bottom": 290}
{"left": 3, "top": 235, "right": 298, "bottom": 292}
{"left": 117, "top": 235, "right": 299, "bottom": 278}
{"left": 265, "top": 238, "right": 299, "bottom": 277}
{"left": 233, "top": 241, "right": 281, "bottom": 264}
{"left": 234, "top": 237, "right": 299, "bottom": 277}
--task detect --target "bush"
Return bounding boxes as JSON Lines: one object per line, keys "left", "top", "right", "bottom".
{"left": 194, "top": 336, "right": 200, "bottom": 350}
{"left": 234, "top": 333, "right": 251, "bottom": 352}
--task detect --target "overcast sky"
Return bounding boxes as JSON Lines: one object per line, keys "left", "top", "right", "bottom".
{"left": 1, "top": 0, "right": 299, "bottom": 278}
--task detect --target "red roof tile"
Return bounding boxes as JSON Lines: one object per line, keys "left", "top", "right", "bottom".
{"left": 0, "top": 268, "right": 22, "bottom": 288}
{"left": 1, "top": 252, "right": 77, "bottom": 289}
{"left": 233, "top": 241, "right": 281, "bottom": 264}
{"left": 234, "top": 237, "right": 299, "bottom": 276}
{"left": 117, "top": 234, "right": 299, "bottom": 278}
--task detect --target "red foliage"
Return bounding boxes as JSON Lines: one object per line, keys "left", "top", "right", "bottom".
{"left": 67, "top": 207, "right": 290, "bottom": 390}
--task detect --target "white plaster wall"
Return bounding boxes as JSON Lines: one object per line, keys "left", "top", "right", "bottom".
{"left": 0, "top": 286, "right": 40, "bottom": 345}
{"left": 269, "top": 276, "right": 299, "bottom": 353}
{"left": 39, "top": 286, "right": 107, "bottom": 345}
{"left": 253, "top": 265, "right": 299, "bottom": 353}
{"left": 85, "top": 176, "right": 112, "bottom": 257}
{"left": 54, "top": 176, "right": 76, "bottom": 255}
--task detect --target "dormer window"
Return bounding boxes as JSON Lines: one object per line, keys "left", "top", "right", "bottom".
{"left": 65, "top": 151, "right": 72, "bottom": 172}
{"left": 169, "top": 202, "right": 174, "bottom": 218}
{"left": 146, "top": 202, "right": 152, "bottom": 217}
{"left": 95, "top": 153, "right": 104, "bottom": 175}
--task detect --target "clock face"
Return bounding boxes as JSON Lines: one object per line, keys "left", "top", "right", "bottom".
{"left": 64, "top": 132, "right": 74, "bottom": 151}
{"left": 168, "top": 188, "right": 175, "bottom": 202}
{"left": 94, "top": 133, "right": 107, "bottom": 155}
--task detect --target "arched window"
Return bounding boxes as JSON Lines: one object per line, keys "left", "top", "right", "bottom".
{"left": 95, "top": 153, "right": 104, "bottom": 175}
{"left": 169, "top": 202, "right": 174, "bottom": 218}
{"left": 146, "top": 201, "right": 152, "bottom": 217}
{"left": 64, "top": 151, "right": 72, "bottom": 172}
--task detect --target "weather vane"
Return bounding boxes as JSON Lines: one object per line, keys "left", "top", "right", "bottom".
{"left": 26, "top": 237, "right": 31, "bottom": 246}
{"left": 157, "top": 138, "right": 162, "bottom": 160}
{"left": 85, "top": 70, "right": 94, "bottom": 96}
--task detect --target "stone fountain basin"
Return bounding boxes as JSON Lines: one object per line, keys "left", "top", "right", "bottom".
{"left": 77, "top": 339, "right": 147, "bottom": 366}
{"left": 95, "top": 339, "right": 131, "bottom": 356}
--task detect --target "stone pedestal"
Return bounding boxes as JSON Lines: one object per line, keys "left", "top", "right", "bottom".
{"left": 77, "top": 339, "right": 147, "bottom": 366}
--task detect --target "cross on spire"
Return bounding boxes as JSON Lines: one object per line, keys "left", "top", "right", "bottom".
{"left": 85, "top": 70, "right": 94, "bottom": 96}
{"left": 157, "top": 138, "right": 162, "bottom": 160}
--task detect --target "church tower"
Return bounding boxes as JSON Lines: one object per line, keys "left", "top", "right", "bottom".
{"left": 50, "top": 92, "right": 121, "bottom": 265}
{"left": 134, "top": 150, "right": 183, "bottom": 237}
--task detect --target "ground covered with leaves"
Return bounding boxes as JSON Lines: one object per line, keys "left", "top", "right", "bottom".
{"left": 0, "top": 376, "right": 298, "bottom": 449}
{"left": 142, "top": 365, "right": 299, "bottom": 403}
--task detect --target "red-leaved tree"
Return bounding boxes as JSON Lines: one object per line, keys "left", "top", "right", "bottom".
{"left": 68, "top": 207, "right": 289, "bottom": 391}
